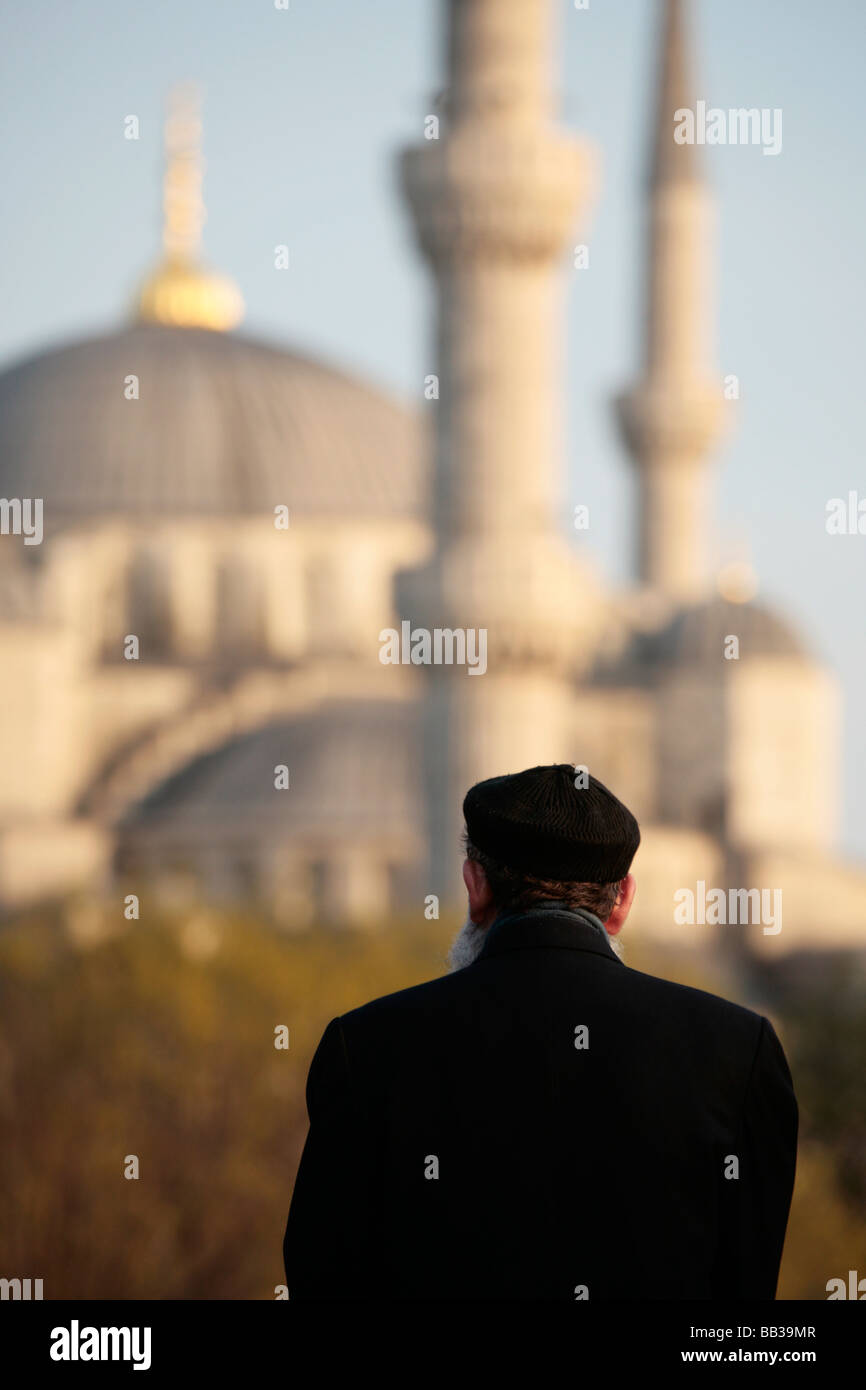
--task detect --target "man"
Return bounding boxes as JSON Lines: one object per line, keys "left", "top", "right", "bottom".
{"left": 283, "top": 764, "right": 798, "bottom": 1300}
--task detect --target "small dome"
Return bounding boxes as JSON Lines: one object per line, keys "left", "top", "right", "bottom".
{"left": 656, "top": 597, "right": 808, "bottom": 665}
{"left": 0, "top": 324, "right": 425, "bottom": 522}
{"left": 123, "top": 701, "right": 422, "bottom": 837}
{"left": 597, "top": 595, "right": 809, "bottom": 685}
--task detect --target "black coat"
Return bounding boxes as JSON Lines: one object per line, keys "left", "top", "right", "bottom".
{"left": 283, "top": 905, "right": 798, "bottom": 1300}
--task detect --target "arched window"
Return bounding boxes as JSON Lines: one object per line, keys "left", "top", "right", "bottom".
{"left": 304, "top": 555, "right": 343, "bottom": 655}
{"left": 216, "top": 553, "right": 264, "bottom": 659}
{"left": 126, "top": 546, "right": 173, "bottom": 658}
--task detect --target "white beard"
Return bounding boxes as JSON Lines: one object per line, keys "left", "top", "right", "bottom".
{"left": 447, "top": 910, "right": 626, "bottom": 970}
{"left": 446, "top": 914, "right": 489, "bottom": 971}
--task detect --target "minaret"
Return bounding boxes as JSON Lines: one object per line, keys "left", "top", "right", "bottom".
{"left": 137, "top": 82, "right": 244, "bottom": 332}
{"left": 616, "top": 0, "right": 727, "bottom": 605}
{"left": 399, "top": 0, "right": 600, "bottom": 900}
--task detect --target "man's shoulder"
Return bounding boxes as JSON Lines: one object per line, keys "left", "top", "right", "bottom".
{"left": 337, "top": 957, "right": 764, "bottom": 1045}
{"left": 614, "top": 962, "right": 767, "bottom": 1048}
{"left": 339, "top": 969, "right": 467, "bottom": 1031}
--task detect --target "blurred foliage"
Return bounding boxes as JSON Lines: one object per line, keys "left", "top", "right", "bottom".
{"left": 773, "top": 957, "right": 866, "bottom": 1209}
{"left": 0, "top": 903, "right": 862, "bottom": 1299}
{"left": 0, "top": 902, "right": 448, "bottom": 1299}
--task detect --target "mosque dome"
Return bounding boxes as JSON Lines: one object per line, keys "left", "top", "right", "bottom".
{"left": 596, "top": 594, "right": 809, "bottom": 686}
{"left": 0, "top": 323, "right": 424, "bottom": 522}
{"left": 0, "top": 81, "right": 424, "bottom": 528}
{"left": 122, "top": 701, "right": 422, "bottom": 838}
{"left": 651, "top": 595, "right": 809, "bottom": 666}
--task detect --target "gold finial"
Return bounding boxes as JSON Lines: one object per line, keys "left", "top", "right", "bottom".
{"left": 137, "top": 82, "right": 243, "bottom": 331}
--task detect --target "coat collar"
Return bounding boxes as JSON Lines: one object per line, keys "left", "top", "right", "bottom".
{"left": 476, "top": 901, "right": 623, "bottom": 965}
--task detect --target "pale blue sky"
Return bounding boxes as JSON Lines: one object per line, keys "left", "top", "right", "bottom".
{"left": 1, "top": 0, "right": 865, "bottom": 855}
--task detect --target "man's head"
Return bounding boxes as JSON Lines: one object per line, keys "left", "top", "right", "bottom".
{"left": 447, "top": 764, "right": 640, "bottom": 970}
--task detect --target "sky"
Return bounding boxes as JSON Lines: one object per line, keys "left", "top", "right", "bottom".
{"left": 1, "top": 0, "right": 865, "bottom": 856}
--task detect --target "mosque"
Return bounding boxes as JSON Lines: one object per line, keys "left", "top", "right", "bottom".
{"left": 0, "top": 0, "right": 864, "bottom": 954}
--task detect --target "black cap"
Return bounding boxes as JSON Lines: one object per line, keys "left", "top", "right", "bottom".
{"left": 463, "top": 763, "right": 640, "bottom": 883}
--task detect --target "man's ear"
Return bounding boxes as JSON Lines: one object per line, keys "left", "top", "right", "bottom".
{"left": 462, "top": 857, "right": 497, "bottom": 926}
{"left": 604, "top": 872, "right": 636, "bottom": 936}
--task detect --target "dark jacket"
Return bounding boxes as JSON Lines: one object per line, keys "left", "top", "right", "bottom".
{"left": 283, "top": 905, "right": 798, "bottom": 1300}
